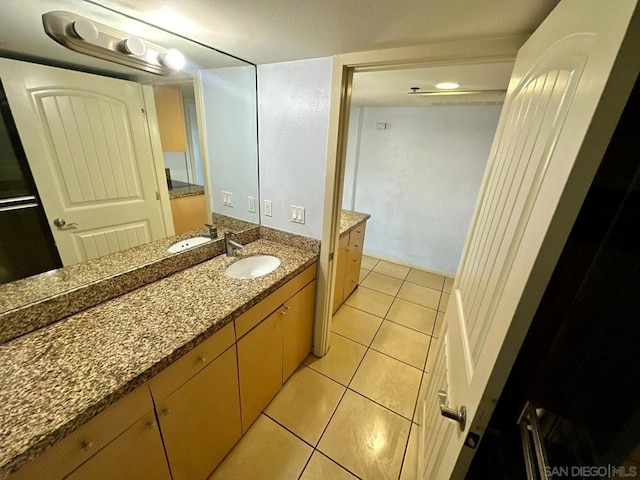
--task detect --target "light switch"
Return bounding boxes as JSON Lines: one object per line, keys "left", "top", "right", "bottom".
{"left": 264, "top": 200, "right": 272, "bottom": 217}
{"left": 290, "top": 205, "right": 305, "bottom": 224}
{"left": 222, "top": 191, "right": 233, "bottom": 207}
{"left": 248, "top": 196, "right": 255, "bottom": 213}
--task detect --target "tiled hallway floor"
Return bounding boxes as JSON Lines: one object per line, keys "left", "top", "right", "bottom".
{"left": 210, "top": 257, "right": 452, "bottom": 480}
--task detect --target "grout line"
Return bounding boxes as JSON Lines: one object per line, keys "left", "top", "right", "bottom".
{"left": 346, "top": 386, "right": 417, "bottom": 424}
{"left": 261, "top": 412, "right": 316, "bottom": 449}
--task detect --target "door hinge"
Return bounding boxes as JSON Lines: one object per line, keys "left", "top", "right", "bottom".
{"left": 141, "top": 108, "right": 147, "bottom": 120}
{"left": 329, "top": 251, "right": 334, "bottom": 261}
{"left": 155, "top": 191, "right": 160, "bottom": 200}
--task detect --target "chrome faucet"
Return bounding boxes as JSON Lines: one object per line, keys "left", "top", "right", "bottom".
{"left": 205, "top": 223, "right": 218, "bottom": 239}
{"left": 224, "top": 231, "right": 243, "bottom": 257}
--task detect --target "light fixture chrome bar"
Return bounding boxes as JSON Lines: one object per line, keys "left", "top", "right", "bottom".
{"left": 407, "top": 89, "right": 507, "bottom": 96}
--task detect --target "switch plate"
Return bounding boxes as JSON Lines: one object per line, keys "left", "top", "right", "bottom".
{"left": 222, "top": 191, "right": 233, "bottom": 207}
{"left": 290, "top": 205, "right": 305, "bottom": 224}
{"left": 264, "top": 200, "right": 272, "bottom": 217}
{"left": 248, "top": 196, "right": 255, "bottom": 213}
{"left": 376, "top": 122, "right": 387, "bottom": 130}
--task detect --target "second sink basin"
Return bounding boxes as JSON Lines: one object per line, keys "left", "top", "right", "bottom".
{"left": 225, "top": 255, "right": 281, "bottom": 279}
{"left": 167, "top": 236, "right": 211, "bottom": 254}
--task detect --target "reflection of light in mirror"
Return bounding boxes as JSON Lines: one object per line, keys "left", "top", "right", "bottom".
{"left": 147, "top": 10, "right": 200, "bottom": 35}
{"left": 366, "top": 420, "right": 388, "bottom": 453}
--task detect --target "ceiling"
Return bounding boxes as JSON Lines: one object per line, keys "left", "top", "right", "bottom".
{"left": 352, "top": 62, "right": 515, "bottom": 107}
{"left": 91, "top": 0, "right": 560, "bottom": 65}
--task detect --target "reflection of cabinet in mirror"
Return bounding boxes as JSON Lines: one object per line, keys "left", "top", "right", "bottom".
{"left": 153, "top": 84, "right": 207, "bottom": 235}
{"left": 333, "top": 221, "right": 367, "bottom": 313}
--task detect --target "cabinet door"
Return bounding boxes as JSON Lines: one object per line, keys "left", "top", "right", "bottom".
{"left": 156, "top": 347, "right": 241, "bottom": 480}
{"left": 332, "top": 249, "right": 347, "bottom": 313}
{"left": 65, "top": 411, "right": 171, "bottom": 480}
{"left": 283, "top": 281, "right": 316, "bottom": 381}
{"left": 237, "top": 310, "right": 283, "bottom": 432}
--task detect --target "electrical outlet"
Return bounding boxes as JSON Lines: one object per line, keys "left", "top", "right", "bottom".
{"left": 248, "top": 196, "right": 255, "bottom": 213}
{"left": 264, "top": 200, "right": 272, "bottom": 217}
{"left": 222, "top": 191, "right": 233, "bottom": 207}
{"left": 290, "top": 205, "right": 305, "bottom": 224}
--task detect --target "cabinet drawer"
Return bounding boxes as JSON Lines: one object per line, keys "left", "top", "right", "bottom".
{"left": 149, "top": 322, "right": 235, "bottom": 402}
{"left": 235, "top": 263, "right": 317, "bottom": 339}
{"left": 343, "top": 266, "right": 360, "bottom": 302}
{"left": 9, "top": 385, "right": 153, "bottom": 480}
{"left": 349, "top": 224, "right": 366, "bottom": 247}
{"left": 346, "top": 244, "right": 362, "bottom": 274}
{"left": 338, "top": 232, "right": 349, "bottom": 251}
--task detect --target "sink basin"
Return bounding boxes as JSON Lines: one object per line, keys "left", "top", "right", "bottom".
{"left": 167, "top": 236, "right": 211, "bottom": 254}
{"left": 225, "top": 255, "right": 281, "bottom": 279}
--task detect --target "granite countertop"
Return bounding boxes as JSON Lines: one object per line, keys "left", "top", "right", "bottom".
{"left": 0, "top": 238, "right": 318, "bottom": 478}
{"left": 340, "top": 209, "right": 370, "bottom": 236}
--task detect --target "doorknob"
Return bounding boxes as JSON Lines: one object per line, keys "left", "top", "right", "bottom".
{"left": 53, "top": 218, "right": 79, "bottom": 229}
{"left": 438, "top": 390, "right": 466, "bottom": 431}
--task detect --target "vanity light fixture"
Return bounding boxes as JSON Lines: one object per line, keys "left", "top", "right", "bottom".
{"left": 42, "top": 11, "right": 185, "bottom": 76}
{"left": 408, "top": 86, "right": 506, "bottom": 96}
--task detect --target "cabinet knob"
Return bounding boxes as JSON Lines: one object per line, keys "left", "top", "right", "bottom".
{"left": 197, "top": 355, "right": 206, "bottom": 364}
{"left": 80, "top": 440, "right": 93, "bottom": 452}
{"left": 280, "top": 305, "right": 290, "bottom": 315}
{"left": 146, "top": 420, "right": 158, "bottom": 429}
{"left": 161, "top": 407, "right": 171, "bottom": 416}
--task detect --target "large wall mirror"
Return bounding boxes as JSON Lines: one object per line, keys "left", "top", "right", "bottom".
{"left": 0, "top": 0, "right": 259, "bottom": 292}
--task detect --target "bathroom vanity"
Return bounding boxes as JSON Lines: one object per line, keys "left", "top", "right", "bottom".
{"left": 0, "top": 226, "right": 319, "bottom": 479}
{"left": 333, "top": 210, "right": 370, "bottom": 313}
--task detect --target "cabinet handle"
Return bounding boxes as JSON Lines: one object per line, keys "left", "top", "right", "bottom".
{"left": 197, "top": 355, "right": 206, "bottom": 364}
{"left": 161, "top": 408, "right": 171, "bottom": 416}
{"left": 280, "top": 305, "right": 290, "bottom": 315}
{"left": 146, "top": 420, "right": 158, "bottom": 429}
{"left": 80, "top": 440, "right": 93, "bottom": 452}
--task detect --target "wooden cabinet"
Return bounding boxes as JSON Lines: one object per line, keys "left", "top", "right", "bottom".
{"left": 333, "top": 221, "right": 367, "bottom": 313}
{"left": 8, "top": 385, "right": 170, "bottom": 480}
{"left": 237, "top": 309, "right": 284, "bottom": 432}
{"left": 149, "top": 323, "right": 240, "bottom": 480}
{"left": 283, "top": 281, "right": 316, "bottom": 381}
{"left": 236, "top": 264, "right": 317, "bottom": 432}
{"left": 153, "top": 85, "right": 188, "bottom": 151}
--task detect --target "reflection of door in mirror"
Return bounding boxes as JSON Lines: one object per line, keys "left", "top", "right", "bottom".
{"left": 0, "top": 57, "right": 167, "bottom": 267}
{"left": 153, "top": 83, "right": 207, "bottom": 235}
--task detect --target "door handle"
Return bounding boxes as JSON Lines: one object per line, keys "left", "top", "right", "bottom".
{"left": 438, "top": 390, "right": 466, "bottom": 431}
{"left": 53, "top": 218, "right": 79, "bottom": 229}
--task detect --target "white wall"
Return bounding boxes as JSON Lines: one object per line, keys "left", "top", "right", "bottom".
{"left": 199, "top": 66, "right": 259, "bottom": 223}
{"left": 257, "top": 57, "right": 333, "bottom": 239}
{"left": 345, "top": 106, "right": 501, "bottom": 275}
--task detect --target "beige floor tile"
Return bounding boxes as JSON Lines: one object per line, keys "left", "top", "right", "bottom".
{"left": 350, "top": 350, "right": 422, "bottom": 419}
{"left": 265, "top": 366, "right": 345, "bottom": 446}
{"left": 345, "top": 286, "right": 394, "bottom": 318}
{"left": 304, "top": 333, "right": 367, "bottom": 386}
{"left": 405, "top": 269, "right": 445, "bottom": 291}
{"left": 443, "top": 277, "right": 454, "bottom": 294}
{"left": 318, "top": 390, "right": 410, "bottom": 480}
{"left": 386, "top": 298, "right": 437, "bottom": 335}
{"left": 332, "top": 305, "right": 383, "bottom": 346}
{"left": 397, "top": 282, "right": 441, "bottom": 310}
{"left": 300, "top": 451, "right": 358, "bottom": 480}
{"left": 210, "top": 414, "right": 312, "bottom": 480}
{"left": 400, "top": 424, "right": 420, "bottom": 480}
{"left": 413, "top": 373, "right": 430, "bottom": 425}
{"left": 371, "top": 321, "right": 430, "bottom": 369}
{"left": 361, "top": 255, "right": 379, "bottom": 270}
{"left": 373, "top": 260, "right": 410, "bottom": 280}
{"left": 359, "top": 268, "right": 371, "bottom": 283}
{"left": 425, "top": 337, "right": 440, "bottom": 373}
{"left": 439, "top": 292, "right": 450, "bottom": 312}
{"left": 361, "top": 271, "right": 403, "bottom": 296}
{"left": 433, "top": 312, "right": 446, "bottom": 338}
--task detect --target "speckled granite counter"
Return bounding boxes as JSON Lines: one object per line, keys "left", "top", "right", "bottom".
{"left": 340, "top": 209, "right": 370, "bottom": 236}
{"left": 0, "top": 238, "right": 318, "bottom": 478}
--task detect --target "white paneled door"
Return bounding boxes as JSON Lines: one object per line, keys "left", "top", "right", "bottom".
{"left": 419, "top": 0, "right": 640, "bottom": 478}
{"left": 0, "top": 58, "right": 165, "bottom": 265}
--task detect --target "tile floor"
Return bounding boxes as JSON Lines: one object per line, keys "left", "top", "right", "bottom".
{"left": 210, "top": 257, "right": 452, "bottom": 480}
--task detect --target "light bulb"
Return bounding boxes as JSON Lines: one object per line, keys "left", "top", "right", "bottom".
{"left": 160, "top": 49, "right": 185, "bottom": 70}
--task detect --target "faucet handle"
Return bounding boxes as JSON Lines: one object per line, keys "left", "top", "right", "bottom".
{"left": 205, "top": 224, "right": 217, "bottom": 239}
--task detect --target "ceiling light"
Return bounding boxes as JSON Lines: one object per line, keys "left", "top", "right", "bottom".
{"left": 435, "top": 82, "right": 460, "bottom": 90}
{"left": 160, "top": 49, "right": 186, "bottom": 71}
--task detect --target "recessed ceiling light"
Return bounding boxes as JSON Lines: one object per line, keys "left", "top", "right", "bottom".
{"left": 435, "top": 82, "right": 460, "bottom": 90}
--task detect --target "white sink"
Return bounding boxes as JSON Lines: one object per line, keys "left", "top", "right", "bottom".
{"left": 225, "top": 255, "right": 281, "bottom": 279}
{"left": 167, "top": 236, "right": 211, "bottom": 254}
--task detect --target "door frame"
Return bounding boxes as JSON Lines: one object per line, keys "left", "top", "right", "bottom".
{"left": 313, "top": 36, "right": 526, "bottom": 357}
